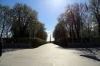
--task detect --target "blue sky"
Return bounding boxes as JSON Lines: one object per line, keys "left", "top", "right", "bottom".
{"left": 0, "top": 0, "right": 89, "bottom": 41}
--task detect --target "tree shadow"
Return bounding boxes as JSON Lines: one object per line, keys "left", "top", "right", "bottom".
{"left": 56, "top": 45, "right": 100, "bottom": 62}
{"left": 56, "top": 46, "right": 83, "bottom": 50}
{"left": 56, "top": 46, "right": 66, "bottom": 49}
{"left": 2, "top": 48, "right": 24, "bottom": 53}
{"left": 56, "top": 45, "right": 100, "bottom": 53}
{"left": 80, "top": 55, "right": 100, "bottom": 62}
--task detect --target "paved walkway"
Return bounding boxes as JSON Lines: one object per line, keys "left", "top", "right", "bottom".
{"left": 0, "top": 43, "right": 100, "bottom": 66}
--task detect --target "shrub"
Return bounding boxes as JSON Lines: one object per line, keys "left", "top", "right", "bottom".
{"left": 53, "top": 38, "right": 68, "bottom": 47}
{"left": 30, "top": 38, "right": 47, "bottom": 48}
{"left": 3, "top": 38, "right": 47, "bottom": 48}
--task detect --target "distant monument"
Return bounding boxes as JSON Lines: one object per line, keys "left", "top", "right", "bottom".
{"left": 50, "top": 34, "right": 51, "bottom": 43}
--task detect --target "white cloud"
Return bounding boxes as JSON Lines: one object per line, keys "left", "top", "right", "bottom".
{"left": 45, "top": 30, "right": 51, "bottom": 33}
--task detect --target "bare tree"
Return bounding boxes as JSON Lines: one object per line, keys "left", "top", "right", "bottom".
{"left": 89, "top": 0, "right": 100, "bottom": 36}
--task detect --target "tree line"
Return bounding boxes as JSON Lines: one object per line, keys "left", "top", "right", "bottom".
{"left": 53, "top": 0, "right": 100, "bottom": 44}
{"left": 0, "top": 3, "right": 47, "bottom": 41}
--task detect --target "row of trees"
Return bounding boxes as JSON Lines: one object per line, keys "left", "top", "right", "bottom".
{"left": 53, "top": 0, "right": 100, "bottom": 43}
{"left": 0, "top": 3, "right": 47, "bottom": 40}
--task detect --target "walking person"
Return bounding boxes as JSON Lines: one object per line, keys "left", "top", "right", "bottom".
{"left": 0, "top": 37, "right": 2, "bottom": 57}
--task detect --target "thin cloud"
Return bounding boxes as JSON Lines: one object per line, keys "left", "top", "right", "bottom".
{"left": 45, "top": 30, "right": 51, "bottom": 33}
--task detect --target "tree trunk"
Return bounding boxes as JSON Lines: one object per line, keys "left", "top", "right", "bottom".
{"left": 99, "top": 23, "right": 100, "bottom": 37}
{"left": 1, "top": 24, "right": 5, "bottom": 37}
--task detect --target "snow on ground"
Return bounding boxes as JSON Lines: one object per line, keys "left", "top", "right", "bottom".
{"left": 73, "top": 48, "right": 100, "bottom": 61}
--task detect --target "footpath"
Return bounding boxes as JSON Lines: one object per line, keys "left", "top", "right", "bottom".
{"left": 0, "top": 43, "right": 100, "bottom": 66}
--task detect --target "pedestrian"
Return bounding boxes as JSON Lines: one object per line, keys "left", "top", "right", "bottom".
{"left": 0, "top": 37, "right": 2, "bottom": 57}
